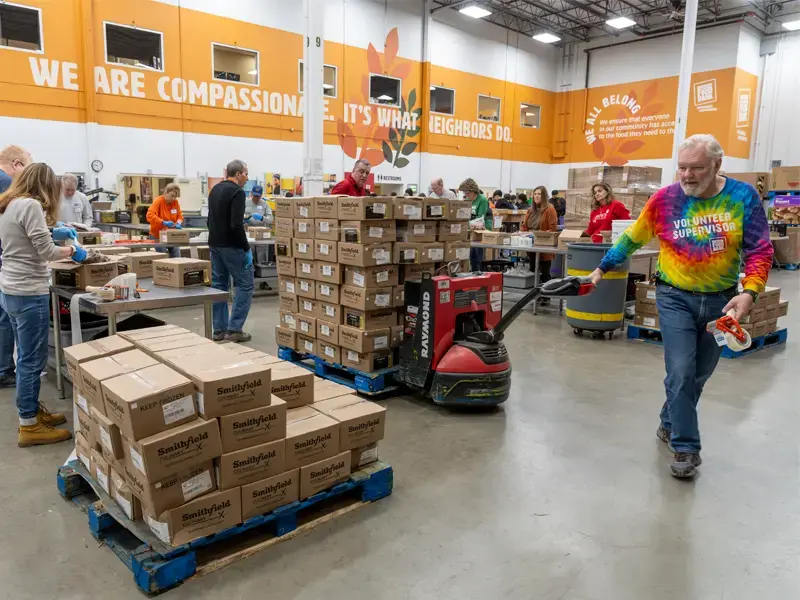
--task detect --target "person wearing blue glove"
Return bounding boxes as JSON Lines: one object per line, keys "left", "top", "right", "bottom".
{"left": 162, "top": 220, "right": 174, "bottom": 228}
{"left": 174, "top": 222, "right": 182, "bottom": 229}
{"left": 0, "top": 162, "right": 78, "bottom": 446}
{"left": 70, "top": 243, "right": 88, "bottom": 263}
{"left": 147, "top": 183, "right": 183, "bottom": 258}
{"left": 51, "top": 226, "right": 77, "bottom": 241}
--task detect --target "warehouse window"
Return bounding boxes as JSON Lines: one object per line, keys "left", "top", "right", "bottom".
{"left": 298, "top": 61, "right": 337, "bottom": 98}
{"left": 104, "top": 22, "right": 163, "bottom": 71}
{"left": 520, "top": 103, "right": 540, "bottom": 128}
{"left": 430, "top": 86, "right": 455, "bottom": 115}
{"left": 369, "top": 74, "right": 401, "bottom": 107}
{"left": 212, "top": 43, "right": 259, "bottom": 85}
{"left": 477, "top": 95, "right": 500, "bottom": 122}
{"left": 0, "top": 2, "right": 43, "bottom": 53}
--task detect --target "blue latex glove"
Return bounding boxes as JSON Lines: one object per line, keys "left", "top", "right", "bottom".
{"left": 55, "top": 221, "right": 65, "bottom": 227}
{"left": 52, "top": 226, "right": 77, "bottom": 241}
{"left": 72, "top": 244, "right": 88, "bottom": 263}
{"left": 244, "top": 249, "right": 253, "bottom": 269}
{"left": 175, "top": 222, "right": 183, "bottom": 229}
{"left": 250, "top": 213, "right": 264, "bottom": 222}
{"left": 162, "top": 220, "right": 175, "bottom": 228}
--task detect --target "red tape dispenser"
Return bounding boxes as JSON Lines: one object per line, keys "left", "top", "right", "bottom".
{"left": 706, "top": 311, "right": 752, "bottom": 352}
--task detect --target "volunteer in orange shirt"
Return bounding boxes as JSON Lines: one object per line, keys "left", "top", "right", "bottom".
{"left": 147, "top": 183, "right": 183, "bottom": 258}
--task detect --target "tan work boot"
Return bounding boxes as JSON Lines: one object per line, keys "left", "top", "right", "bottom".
{"left": 18, "top": 422, "right": 73, "bottom": 447}
{"left": 38, "top": 402, "right": 67, "bottom": 427}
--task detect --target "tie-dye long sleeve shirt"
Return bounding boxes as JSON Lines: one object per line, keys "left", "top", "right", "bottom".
{"left": 598, "top": 179, "right": 773, "bottom": 293}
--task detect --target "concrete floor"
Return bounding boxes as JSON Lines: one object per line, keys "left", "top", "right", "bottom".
{"left": 1, "top": 272, "right": 798, "bottom": 599}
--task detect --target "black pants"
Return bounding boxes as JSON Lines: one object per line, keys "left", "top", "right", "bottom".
{"left": 528, "top": 256, "right": 551, "bottom": 284}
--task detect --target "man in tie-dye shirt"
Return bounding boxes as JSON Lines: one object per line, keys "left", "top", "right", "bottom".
{"left": 588, "top": 134, "right": 773, "bottom": 479}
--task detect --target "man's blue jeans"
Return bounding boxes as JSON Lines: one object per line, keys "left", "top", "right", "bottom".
{"left": 149, "top": 236, "right": 180, "bottom": 259}
{"left": 0, "top": 293, "right": 49, "bottom": 419}
{"left": 210, "top": 247, "right": 254, "bottom": 334}
{"left": 656, "top": 284, "right": 735, "bottom": 454}
{"left": 470, "top": 247, "right": 484, "bottom": 271}
{"left": 0, "top": 302, "right": 15, "bottom": 378}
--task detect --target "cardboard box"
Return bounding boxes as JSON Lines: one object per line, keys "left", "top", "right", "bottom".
{"left": 74, "top": 401, "right": 94, "bottom": 443}
{"left": 341, "top": 349, "right": 393, "bottom": 372}
{"left": 294, "top": 218, "right": 315, "bottom": 239}
{"left": 124, "top": 418, "right": 222, "bottom": 483}
{"left": 90, "top": 447, "right": 111, "bottom": 494}
{"left": 444, "top": 241, "right": 470, "bottom": 263}
{"left": 152, "top": 258, "right": 210, "bottom": 287}
{"left": 557, "top": 229, "right": 585, "bottom": 250}
{"left": 338, "top": 242, "right": 393, "bottom": 267}
{"left": 63, "top": 335, "right": 134, "bottom": 383}
{"left": 764, "top": 304, "right": 779, "bottom": 321}
{"left": 315, "top": 282, "right": 340, "bottom": 304}
{"left": 313, "top": 380, "right": 353, "bottom": 402}
{"left": 397, "top": 221, "right": 437, "bottom": 242}
{"left": 635, "top": 282, "right": 657, "bottom": 306}
{"left": 279, "top": 277, "right": 297, "bottom": 296}
{"left": 351, "top": 442, "right": 379, "bottom": 471}
{"left": 299, "top": 451, "right": 351, "bottom": 500}
{"left": 218, "top": 398, "right": 287, "bottom": 453}
{"left": 296, "top": 258, "right": 315, "bottom": 278}
{"left": 241, "top": 469, "right": 300, "bottom": 520}
{"left": 79, "top": 349, "right": 158, "bottom": 413}
{"left": 298, "top": 298, "right": 316, "bottom": 318}
{"left": 297, "top": 333, "right": 316, "bottom": 355}
{"left": 342, "top": 307, "right": 398, "bottom": 330}
{"left": 338, "top": 325, "right": 391, "bottom": 353}
{"left": 423, "top": 198, "right": 449, "bottom": 219}
{"left": 314, "top": 196, "right": 338, "bottom": 219}
{"left": 754, "top": 286, "right": 780, "bottom": 308}
{"left": 135, "top": 333, "right": 214, "bottom": 356}
{"left": 393, "top": 197, "right": 423, "bottom": 220}
{"left": 294, "top": 197, "right": 315, "bottom": 219}
{"left": 312, "top": 395, "right": 387, "bottom": 450}
{"left": 75, "top": 431, "right": 91, "bottom": 471}
{"left": 533, "top": 231, "right": 559, "bottom": 246}
{"left": 118, "top": 251, "right": 169, "bottom": 279}
{"left": 314, "top": 218, "right": 340, "bottom": 241}
{"left": 279, "top": 293, "right": 298, "bottom": 313}
{"left": 49, "top": 261, "right": 118, "bottom": 289}
{"left": 271, "top": 364, "right": 314, "bottom": 408}
{"left": 340, "top": 285, "right": 394, "bottom": 311}
{"left": 316, "top": 301, "right": 343, "bottom": 324}
{"left": 292, "top": 238, "right": 314, "bottom": 260}
{"left": 279, "top": 310, "right": 297, "bottom": 331}
{"left": 448, "top": 200, "right": 472, "bottom": 220}
{"left": 102, "top": 364, "right": 198, "bottom": 440}
{"left": 764, "top": 317, "right": 778, "bottom": 334}
{"left": 274, "top": 197, "right": 292, "bottom": 218}
{"left": 771, "top": 166, "right": 800, "bottom": 191}
{"left": 740, "top": 307, "right": 766, "bottom": 324}
{"left": 145, "top": 487, "right": 241, "bottom": 546}
{"left": 634, "top": 314, "right": 659, "bottom": 329}
{"left": 344, "top": 265, "right": 398, "bottom": 288}
{"left": 275, "top": 237, "right": 292, "bottom": 258}
{"left": 726, "top": 172, "right": 771, "bottom": 195}
{"left": 420, "top": 242, "right": 445, "bottom": 263}
{"left": 109, "top": 467, "right": 143, "bottom": 521}
{"left": 316, "top": 319, "right": 339, "bottom": 344}
{"left": 76, "top": 231, "right": 103, "bottom": 245}
{"left": 401, "top": 263, "right": 435, "bottom": 282}
{"left": 394, "top": 242, "right": 421, "bottom": 264}
{"left": 778, "top": 300, "right": 789, "bottom": 317}
{"left": 753, "top": 321, "right": 768, "bottom": 337}
{"left": 93, "top": 407, "right": 124, "bottom": 460}
{"left": 275, "top": 327, "right": 296, "bottom": 349}
{"left": 316, "top": 341, "right": 340, "bottom": 364}
{"left": 391, "top": 325, "right": 403, "bottom": 348}
{"left": 338, "top": 196, "right": 393, "bottom": 220}
{"left": 437, "top": 221, "right": 470, "bottom": 242}
{"left": 217, "top": 438, "right": 286, "bottom": 490}
{"left": 480, "top": 232, "right": 511, "bottom": 246}
{"left": 635, "top": 300, "right": 658, "bottom": 317}
{"left": 159, "top": 229, "right": 190, "bottom": 244}
{"left": 393, "top": 284, "right": 404, "bottom": 308}
{"left": 118, "top": 325, "right": 188, "bottom": 343}
{"left": 276, "top": 256, "right": 295, "bottom": 277}
{"left": 247, "top": 226, "right": 272, "bottom": 241}
{"left": 88, "top": 245, "right": 131, "bottom": 256}
{"left": 296, "top": 277, "right": 316, "bottom": 299}
{"left": 275, "top": 217, "right": 293, "bottom": 238}
{"left": 314, "top": 239, "right": 337, "bottom": 262}
{"left": 340, "top": 220, "right": 396, "bottom": 243}
{"left": 286, "top": 407, "right": 340, "bottom": 470}
{"left": 314, "top": 261, "right": 343, "bottom": 284}
{"left": 297, "top": 314, "right": 316, "bottom": 338}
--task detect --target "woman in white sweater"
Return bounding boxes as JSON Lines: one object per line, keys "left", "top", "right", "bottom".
{"left": 0, "top": 163, "right": 88, "bottom": 447}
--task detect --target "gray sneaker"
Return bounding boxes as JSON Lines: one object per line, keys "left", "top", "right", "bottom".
{"left": 656, "top": 424, "right": 671, "bottom": 444}
{"left": 225, "top": 331, "right": 252, "bottom": 343}
{"left": 212, "top": 331, "right": 227, "bottom": 341}
{"left": 670, "top": 452, "right": 702, "bottom": 479}
{"left": 0, "top": 372, "right": 15, "bottom": 389}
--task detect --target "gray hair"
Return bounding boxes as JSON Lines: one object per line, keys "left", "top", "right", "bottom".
{"left": 226, "top": 159, "right": 247, "bottom": 177}
{"left": 354, "top": 159, "right": 371, "bottom": 170}
{"left": 678, "top": 134, "right": 724, "bottom": 162}
{"left": 61, "top": 173, "right": 78, "bottom": 186}
{"left": 431, "top": 177, "right": 443, "bottom": 186}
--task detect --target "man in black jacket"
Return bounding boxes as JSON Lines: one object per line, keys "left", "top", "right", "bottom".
{"left": 208, "top": 159, "right": 254, "bottom": 342}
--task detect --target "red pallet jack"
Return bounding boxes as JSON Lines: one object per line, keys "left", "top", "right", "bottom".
{"left": 398, "top": 268, "right": 595, "bottom": 407}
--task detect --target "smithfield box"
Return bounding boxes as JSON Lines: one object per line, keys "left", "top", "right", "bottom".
{"left": 314, "top": 239, "right": 337, "bottom": 262}
{"left": 118, "top": 325, "right": 188, "bottom": 343}
{"left": 216, "top": 438, "right": 286, "bottom": 490}
{"left": 63, "top": 335, "right": 134, "bottom": 383}
{"left": 285, "top": 406, "right": 340, "bottom": 469}
{"left": 342, "top": 307, "right": 398, "bottom": 330}
{"left": 338, "top": 242, "right": 393, "bottom": 267}
{"left": 341, "top": 349, "right": 393, "bottom": 372}
{"left": 317, "top": 340, "right": 341, "bottom": 364}
{"left": 316, "top": 319, "right": 339, "bottom": 343}
{"left": 340, "top": 285, "right": 393, "bottom": 311}
{"left": 118, "top": 251, "right": 169, "bottom": 279}
{"left": 218, "top": 397, "right": 287, "bottom": 453}
{"left": 240, "top": 469, "right": 300, "bottom": 520}
{"left": 275, "top": 326, "right": 296, "bottom": 348}
{"left": 344, "top": 265, "right": 398, "bottom": 288}
{"left": 314, "top": 261, "right": 343, "bottom": 284}
{"left": 337, "top": 196, "right": 393, "bottom": 220}
{"left": 423, "top": 198, "right": 449, "bottom": 219}
{"left": 448, "top": 200, "right": 472, "bottom": 220}
{"left": 299, "top": 451, "right": 351, "bottom": 499}
{"left": 294, "top": 218, "right": 315, "bottom": 239}
{"left": 270, "top": 364, "right": 314, "bottom": 408}
{"left": 397, "top": 222, "right": 437, "bottom": 242}
{"left": 297, "top": 314, "right": 316, "bottom": 337}
{"left": 296, "top": 277, "right": 315, "bottom": 299}
{"left": 313, "top": 396, "right": 387, "bottom": 451}
{"left": 437, "top": 221, "right": 469, "bottom": 242}
{"left": 158, "top": 229, "right": 190, "bottom": 244}
{"left": 315, "top": 281, "right": 340, "bottom": 304}
{"left": 337, "top": 325, "right": 390, "bottom": 353}
{"left": 340, "top": 220, "right": 396, "bottom": 243}
{"left": 294, "top": 197, "right": 315, "bottom": 219}
{"left": 313, "top": 380, "right": 353, "bottom": 402}
{"left": 49, "top": 261, "right": 118, "bottom": 290}
{"left": 152, "top": 258, "right": 210, "bottom": 287}
{"left": 79, "top": 349, "right": 158, "bottom": 414}
{"left": 124, "top": 460, "right": 216, "bottom": 516}
{"left": 314, "top": 218, "right": 340, "bottom": 241}
{"left": 146, "top": 487, "right": 241, "bottom": 547}
{"left": 314, "top": 196, "right": 338, "bottom": 219}
{"left": 293, "top": 238, "right": 314, "bottom": 259}
{"left": 297, "top": 333, "right": 316, "bottom": 355}
{"left": 393, "top": 197, "right": 423, "bottom": 220}
{"left": 316, "top": 301, "right": 343, "bottom": 324}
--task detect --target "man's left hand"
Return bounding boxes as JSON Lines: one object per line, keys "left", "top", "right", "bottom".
{"left": 723, "top": 293, "right": 755, "bottom": 320}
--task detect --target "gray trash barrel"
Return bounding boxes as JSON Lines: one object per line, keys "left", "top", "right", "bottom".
{"left": 565, "top": 243, "right": 630, "bottom": 332}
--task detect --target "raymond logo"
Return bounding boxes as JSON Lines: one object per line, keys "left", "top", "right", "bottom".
{"left": 420, "top": 291, "right": 431, "bottom": 358}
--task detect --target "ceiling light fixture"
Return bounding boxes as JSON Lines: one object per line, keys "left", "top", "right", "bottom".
{"left": 247, "top": 69, "right": 258, "bottom": 75}
{"left": 533, "top": 33, "right": 560, "bottom": 44}
{"left": 323, "top": 83, "right": 334, "bottom": 89}
{"left": 459, "top": 6, "right": 491, "bottom": 19}
{"left": 607, "top": 16, "right": 636, "bottom": 29}
{"left": 377, "top": 94, "right": 393, "bottom": 101}
{"left": 782, "top": 19, "right": 800, "bottom": 31}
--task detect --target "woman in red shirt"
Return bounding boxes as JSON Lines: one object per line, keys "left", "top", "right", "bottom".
{"left": 583, "top": 182, "right": 630, "bottom": 241}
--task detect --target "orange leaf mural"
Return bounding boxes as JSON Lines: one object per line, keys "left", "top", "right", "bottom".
{"left": 638, "top": 103, "right": 665, "bottom": 118}
{"left": 384, "top": 29, "right": 398, "bottom": 69}
{"left": 617, "top": 140, "right": 645, "bottom": 154}
{"left": 367, "top": 43, "right": 382, "bottom": 74}
{"left": 592, "top": 139, "right": 605, "bottom": 160}
{"left": 359, "top": 147, "right": 385, "bottom": 165}
{"left": 642, "top": 81, "right": 659, "bottom": 105}
{"left": 337, "top": 120, "right": 358, "bottom": 159}
{"left": 605, "top": 154, "right": 628, "bottom": 166}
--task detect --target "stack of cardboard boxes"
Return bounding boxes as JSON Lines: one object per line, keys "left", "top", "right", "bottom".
{"left": 274, "top": 195, "right": 472, "bottom": 372}
{"left": 634, "top": 282, "right": 790, "bottom": 336}
{"left": 564, "top": 165, "right": 662, "bottom": 223}
{"left": 66, "top": 325, "right": 387, "bottom": 547}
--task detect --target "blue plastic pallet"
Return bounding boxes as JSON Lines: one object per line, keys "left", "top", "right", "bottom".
{"left": 278, "top": 346, "right": 402, "bottom": 396}
{"left": 57, "top": 459, "right": 393, "bottom": 594}
{"left": 768, "top": 190, "right": 800, "bottom": 198}
{"left": 627, "top": 325, "right": 788, "bottom": 359}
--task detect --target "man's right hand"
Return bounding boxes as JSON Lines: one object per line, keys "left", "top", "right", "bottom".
{"left": 163, "top": 220, "right": 174, "bottom": 228}
{"left": 71, "top": 244, "right": 88, "bottom": 263}
{"left": 588, "top": 268, "right": 604, "bottom": 287}
{"left": 250, "top": 213, "right": 264, "bottom": 222}
{"left": 52, "top": 226, "right": 77, "bottom": 241}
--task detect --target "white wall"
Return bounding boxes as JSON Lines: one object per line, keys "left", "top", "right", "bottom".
{"left": 737, "top": 25, "right": 763, "bottom": 76}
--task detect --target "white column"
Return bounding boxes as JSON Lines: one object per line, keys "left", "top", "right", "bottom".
{"left": 669, "top": 0, "right": 699, "bottom": 174}
{"left": 303, "top": 0, "right": 325, "bottom": 196}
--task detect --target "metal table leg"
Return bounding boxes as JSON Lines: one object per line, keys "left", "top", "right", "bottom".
{"left": 51, "top": 290, "right": 66, "bottom": 399}
{"left": 532, "top": 252, "right": 541, "bottom": 315}
{"left": 108, "top": 314, "right": 117, "bottom": 335}
{"left": 559, "top": 254, "right": 567, "bottom": 315}
{"left": 204, "top": 303, "right": 213, "bottom": 339}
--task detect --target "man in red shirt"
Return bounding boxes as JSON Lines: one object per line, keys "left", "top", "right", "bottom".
{"left": 330, "top": 159, "right": 370, "bottom": 196}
